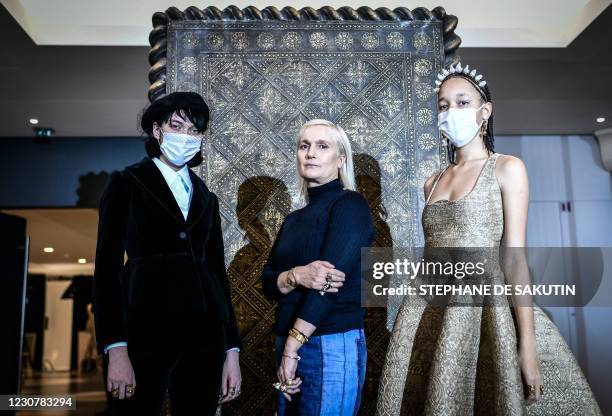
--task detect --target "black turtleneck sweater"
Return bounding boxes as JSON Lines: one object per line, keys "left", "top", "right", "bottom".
{"left": 261, "top": 178, "right": 375, "bottom": 336}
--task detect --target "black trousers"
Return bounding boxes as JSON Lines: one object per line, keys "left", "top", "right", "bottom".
{"left": 104, "top": 312, "right": 226, "bottom": 416}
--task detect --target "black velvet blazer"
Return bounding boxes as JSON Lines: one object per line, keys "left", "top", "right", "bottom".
{"left": 92, "top": 157, "right": 241, "bottom": 355}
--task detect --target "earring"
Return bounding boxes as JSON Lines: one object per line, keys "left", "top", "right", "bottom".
{"left": 481, "top": 120, "right": 488, "bottom": 135}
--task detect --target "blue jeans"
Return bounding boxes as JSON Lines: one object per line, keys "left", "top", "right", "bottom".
{"left": 275, "top": 328, "right": 367, "bottom": 416}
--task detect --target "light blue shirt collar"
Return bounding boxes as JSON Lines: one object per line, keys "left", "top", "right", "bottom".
{"left": 152, "top": 157, "right": 193, "bottom": 220}
{"left": 153, "top": 157, "right": 192, "bottom": 193}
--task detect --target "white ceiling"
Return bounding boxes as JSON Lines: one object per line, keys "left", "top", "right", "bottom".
{"left": 2, "top": 0, "right": 611, "bottom": 47}
{"left": 1, "top": 208, "right": 98, "bottom": 276}
{"left": 0, "top": 2, "right": 610, "bottom": 137}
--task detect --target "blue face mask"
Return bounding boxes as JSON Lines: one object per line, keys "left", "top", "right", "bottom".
{"left": 159, "top": 131, "right": 202, "bottom": 166}
{"left": 438, "top": 103, "right": 486, "bottom": 148}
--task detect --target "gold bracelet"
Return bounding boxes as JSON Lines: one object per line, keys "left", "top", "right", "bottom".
{"left": 288, "top": 328, "right": 309, "bottom": 344}
{"left": 286, "top": 268, "right": 298, "bottom": 288}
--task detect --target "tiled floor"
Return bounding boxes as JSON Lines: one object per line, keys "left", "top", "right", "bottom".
{"left": 17, "top": 369, "right": 110, "bottom": 416}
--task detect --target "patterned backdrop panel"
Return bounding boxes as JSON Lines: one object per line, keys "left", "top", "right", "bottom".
{"left": 163, "top": 14, "right": 452, "bottom": 415}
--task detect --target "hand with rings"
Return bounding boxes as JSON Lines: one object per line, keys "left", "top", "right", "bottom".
{"left": 107, "top": 346, "right": 136, "bottom": 400}
{"left": 519, "top": 342, "right": 544, "bottom": 402}
{"left": 219, "top": 350, "right": 242, "bottom": 403}
{"left": 525, "top": 383, "right": 544, "bottom": 405}
{"left": 273, "top": 378, "right": 301, "bottom": 402}
{"left": 276, "top": 349, "right": 303, "bottom": 402}
{"left": 293, "top": 261, "right": 345, "bottom": 293}
{"left": 228, "top": 386, "right": 241, "bottom": 398}
{"left": 319, "top": 271, "right": 335, "bottom": 295}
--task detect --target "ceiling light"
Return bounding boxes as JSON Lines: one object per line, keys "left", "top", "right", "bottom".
{"left": 29, "top": 118, "right": 39, "bottom": 125}
{"left": 596, "top": 117, "right": 606, "bottom": 123}
{"left": 43, "top": 247, "right": 54, "bottom": 253}
{"left": 77, "top": 258, "right": 87, "bottom": 264}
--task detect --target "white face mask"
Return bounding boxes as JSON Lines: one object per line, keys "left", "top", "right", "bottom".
{"left": 158, "top": 131, "right": 201, "bottom": 166}
{"left": 438, "top": 103, "right": 486, "bottom": 148}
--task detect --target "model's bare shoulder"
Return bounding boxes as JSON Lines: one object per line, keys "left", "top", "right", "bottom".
{"left": 494, "top": 153, "right": 528, "bottom": 188}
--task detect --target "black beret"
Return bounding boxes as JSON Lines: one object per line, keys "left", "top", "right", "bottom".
{"left": 140, "top": 91, "right": 210, "bottom": 134}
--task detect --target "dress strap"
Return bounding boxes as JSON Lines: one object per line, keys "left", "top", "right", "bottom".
{"left": 425, "top": 166, "right": 449, "bottom": 204}
{"left": 491, "top": 152, "right": 500, "bottom": 166}
{"left": 485, "top": 153, "right": 499, "bottom": 178}
{"left": 487, "top": 152, "right": 501, "bottom": 186}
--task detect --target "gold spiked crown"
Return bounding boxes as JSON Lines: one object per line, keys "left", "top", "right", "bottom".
{"left": 434, "top": 62, "right": 487, "bottom": 93}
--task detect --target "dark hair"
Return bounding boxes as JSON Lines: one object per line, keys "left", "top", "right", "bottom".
{"left": 442, "top": 73, "right": 495, "bottom": 164}
{"left": 143, "top": 108, "right": 208, "bottom": 168}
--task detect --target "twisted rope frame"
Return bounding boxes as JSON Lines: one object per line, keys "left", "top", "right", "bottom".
{"left": 146, "top": 5, "right": 461, "bottom": 101}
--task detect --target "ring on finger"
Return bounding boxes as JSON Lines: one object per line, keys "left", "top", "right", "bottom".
{"left": 111, "top": 387, "right": 120, "bottom": 398}
{"left": 272, "top": 382, "right": 286, "bottom": 392}
{"left": 326, "top": 272, "right": 332, "bottom": 282}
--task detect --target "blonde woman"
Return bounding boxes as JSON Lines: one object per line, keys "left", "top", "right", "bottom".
{"left": 261, "top": 119, "right": 375, "bottom": 415}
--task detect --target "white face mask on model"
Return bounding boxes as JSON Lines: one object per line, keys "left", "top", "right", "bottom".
{"left": 438, "top": 103, "right": 486, "bottom": 148}
{"left": 158, "top": 131, "right": 202, "bottom": 166}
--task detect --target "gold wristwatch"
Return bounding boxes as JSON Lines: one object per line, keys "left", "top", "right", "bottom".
{"left": 288, "top": 327, "right": 309, "bottom": 344}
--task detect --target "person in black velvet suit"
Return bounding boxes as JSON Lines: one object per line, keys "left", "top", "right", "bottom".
{"left": 92, "top": 92, "right": 241, "bottom": 415}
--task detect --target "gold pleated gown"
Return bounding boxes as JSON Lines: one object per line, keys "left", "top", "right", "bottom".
{"left": 376, "top": 153, "right": 602, "bottom": 415}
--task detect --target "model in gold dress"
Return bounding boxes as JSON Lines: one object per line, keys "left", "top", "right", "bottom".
{"left": 376, "top": 63, "right": 601, "bottom": 415}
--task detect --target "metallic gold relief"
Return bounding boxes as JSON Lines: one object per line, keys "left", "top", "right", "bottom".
{"left": 167, "top": 20, "right": 445, "bottom": 415}
{"left": 309, "top": 32, "right": 329, "bottom": 49}
{"left": 257, "top": 32, "right": 275, "bottom": 50}
{"left": 207, "top": 33, "right": 224, "bottom": 50}
{"left": 386, "top": 32, "right": 404, "bottom": 49}
{"left": 179, "top": 57, "right": 198, "bottom": 76}
{"left": 414, "top": 58, "right": 433, "bottom": 76}
{"left": 181, "top": 32, "right": 199, "bottom": 49}
{"left": 412, "top": 33, "right": 433, "bottom": 51}
{"left": 361, "top": 32, "right": 380, "bottom": 50}
{"left": 416, "top": 108, "right": 434, "bottom": 126}
{"left": 418, "top": 133, "right": 437, "bottom": 151}
{"left": 335, "top": 32, "right": 354, "bottom": 50}
{"left": 281, "top": 31, "right": 302, "bottom": 50}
